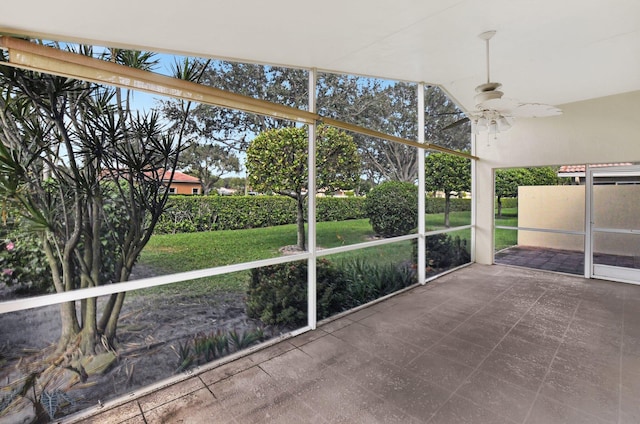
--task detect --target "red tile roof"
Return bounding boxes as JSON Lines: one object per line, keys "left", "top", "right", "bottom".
{"left": 143, "top": 169, "right": 201, "bottom": 183}
{"left": 162, "top": 170, "right": 201, "bottom": 183}
{"left": 102, "top": 168, "right": 201, "bottom": 184}
{"left": 558, "top": 163, "right": 633, "bottom": 173}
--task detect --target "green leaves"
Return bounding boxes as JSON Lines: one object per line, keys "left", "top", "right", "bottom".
{"left": 424, "top": 152, "right": 471, "bottom": 195}
{"left": 364, "top": 181, "right": 418, "bottom": 237}
{"left": 246, "top": 125, "right": 361, "bottom": 197}
{"left": 495, "top": 166, "right": 559, "bottom": 199}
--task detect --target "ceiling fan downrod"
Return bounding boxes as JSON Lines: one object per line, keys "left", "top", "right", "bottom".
{"left": 474, "top": 30, "right": 503, "bottom": 107}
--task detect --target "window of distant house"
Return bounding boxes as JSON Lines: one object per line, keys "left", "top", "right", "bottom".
{"left": 168, "top": 187, "right": 176, "bottom": 194}
{"left": 192, "top": 188, "right": 199, "bottom": 194}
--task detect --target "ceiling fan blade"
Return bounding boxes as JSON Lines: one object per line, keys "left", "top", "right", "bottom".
{"left": 441, "top": 117, "right": 470, "bottom": 131}
{"left": 510, "top": 103, "right": 562, "bottom": 118}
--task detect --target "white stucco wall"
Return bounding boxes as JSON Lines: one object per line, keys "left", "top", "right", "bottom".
{"left": 473, "top": 90, "right": 640, "bottom": 265}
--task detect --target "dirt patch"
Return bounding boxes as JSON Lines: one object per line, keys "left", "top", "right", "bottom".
{"left": 0, "top": 264, "right": 283, "bottom": 422}
{"left": 278, "top": 244, "right": 325, "bottom": 255}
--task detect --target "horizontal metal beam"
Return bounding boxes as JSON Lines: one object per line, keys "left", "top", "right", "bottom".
{"left": 495, "top": 225, "right": 586, "bottom": 236}
{"left": 0, "top": 36, "right": 477, "bottom": 160}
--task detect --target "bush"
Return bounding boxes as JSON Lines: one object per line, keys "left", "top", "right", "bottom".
{"left": 0, "top": 217, "right": 50, "bottom": 295}
{"left": 312, "top": 196, "right": 366, "bottom": 221}
{"left": 246, "top": 258, "right": 416, "bottom": 328}
{"left": 364, "top": 181, "right": 418, "bottom": 237}
{"left": 246, "top": 259, "right": 347, "bottom": 327}
{"left": 155, "top": 196, "right": 296, "bottom": 234}
{"left": 425, "top": 197, "right": 471, "bottom": 214}
{"left": 340, "top": 259, "right": 416, "bottom": 309}
{"left": 496, "top": 197, "right": 518, "bottom": 209}
{"left": 156, "top": 196, "right": 367, "bottom": 234}
{"left": 412, "top": 233, "right": 471, "bottom": 274}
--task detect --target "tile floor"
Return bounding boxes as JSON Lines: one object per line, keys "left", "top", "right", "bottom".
{"left": 495, "top": 246, "right": 640, "bottom": 276}
{"left": 68, "top": 264, "right": 640, "bottom": 423}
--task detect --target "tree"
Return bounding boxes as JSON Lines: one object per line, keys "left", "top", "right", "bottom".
{"left": 162, "top": 63, "right": 470, "bottom": 185}
{"left": 424, "top": 153, "right": 471, "bottom": 227}
{"left": 178, "top": 142, "right": 240, "bottom": 194}
{"left": 318, "top": 80, "right": 470, "bottom": 183}
{"left": 246, "top": 125, "right": 360, "bottom": 250}
{"left": 160, "top": 62, "right": 308, "bottom": 152}
{"left": 495, "top": 167, "right": 559, "bottom": 217}
{"left": 0, "top": 45, "right": 203, "bottom": 361}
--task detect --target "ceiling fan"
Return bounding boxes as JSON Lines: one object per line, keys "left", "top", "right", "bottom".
{"left": 445, "top": 30, "right": 562, "bottom": 134}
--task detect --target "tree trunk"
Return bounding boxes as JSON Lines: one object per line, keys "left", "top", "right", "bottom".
{"left": 103, "top": 292, "right": 126, "bottom": 344}
{"left": 98, "top": 294, "right": 117, "bottom": 332}
{"left": 79, "top": 290, "right": 98, "bottom": 355}
{"left": 444, "top": 192, "right": 451, "bottom": 228}
{"left": 296, "top": 195, "right": 306, "bottom": 251}
{"left": 58, "top": 301, "right": 80, "bottom": 352}
{"left": 497, "top": 196, "right": 503, "bottom": 218}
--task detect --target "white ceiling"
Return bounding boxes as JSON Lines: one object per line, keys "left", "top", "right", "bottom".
{"left": 1, "top": 0, "right": 639, "bottom": 112}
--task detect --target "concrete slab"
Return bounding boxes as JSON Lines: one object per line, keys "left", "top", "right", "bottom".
{"left": 68, "top": 264, "right": 640, "bottom": 424}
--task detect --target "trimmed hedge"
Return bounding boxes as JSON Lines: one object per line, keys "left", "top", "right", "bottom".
{"left": 425, "top": 197, "right": 471, "bottom": 214}
{"left": 155, "top": 195, "right": 367, "bottom": 234}
{"left": 496, "top": 197, "right": 518, "bottom": 209}
{"left": 311, "top": 196, "right": 367, "bottom": 221}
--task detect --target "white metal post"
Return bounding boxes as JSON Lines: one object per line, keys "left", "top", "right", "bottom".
{"left": 307, "top": 68, "right": 317, "bottom": 329}
{"left": 417, "top": 83, "right": 426, "bottom": 285}
{"left": 584, "top": 164, "right": 592, "bottom": 279}
{"left": 470, "top": 132, "right": 477, "bottom": 263}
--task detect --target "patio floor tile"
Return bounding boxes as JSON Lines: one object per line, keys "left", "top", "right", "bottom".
{"left": 65, "top": 264, "right": 640, "bottom": 424}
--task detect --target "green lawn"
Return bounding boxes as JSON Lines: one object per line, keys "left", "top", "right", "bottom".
{"left": 137, "top": 219, "right": 402, "bottom": 296}
{"left": 425, "top": 210, "right": 471, "bottom": 229}
{"left": 495, "top": 207, "right": 518, "bottom": 251}
{"left": 137, "top": 209, "right": 516, "bottom": 296}
{"left": 426, "top": 208, "right": 518, "bottom": 252}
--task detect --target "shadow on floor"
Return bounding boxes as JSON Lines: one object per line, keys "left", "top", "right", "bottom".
{"left": 495, "top": 245, "right": 640, "bottom": 276}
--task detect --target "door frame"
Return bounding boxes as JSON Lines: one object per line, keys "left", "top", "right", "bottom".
{"left": 585, "top": 164, "right": 640, "bottom": 284}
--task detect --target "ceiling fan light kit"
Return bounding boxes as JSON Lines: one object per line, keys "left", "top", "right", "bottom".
{"left": 466, "top": 30, "right": 561, "bottom": 137}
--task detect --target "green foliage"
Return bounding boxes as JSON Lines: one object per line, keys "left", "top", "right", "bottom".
{"left": 246, "top": 260, "right": 342, "bottom": 327}
{"left": 173, "top": 327, "right": 265, "bottom": 373}
{"left": 155, "top": 196, "right": 367, "bottom": 234}
{"left": 495, "top": 167, "right": 559, "bottom": 199}
{"left": 0, "top": 216, "right": 49, "bottom": 294}
{"left": 246, "top": 125, "right": 361, "bottom": 250}
{"left": 495, "top": 166, "right": 558, "bottom": 217}
{"left": 246, "top": 258, "right": 416, "bottom": 327}
{"left": 229, "top": 328, "right": 264, "bottom": 350}
{"left": 364, "top": 181, "right": 418, "bottom": 237}
{"left": 246, "top": 125, "right": 360, "bottom": 196}
{"left": 312, "top": 197, "right": 366, "bottom": 221}
{"left": 426, "top": 234, "right": 470, "bottom": 270}
{"left": 0, "top": 48, "right": 200, "bottom": 352}
{"left": 179, "top": 142, "right": 241, "bottom": 195}
{"left": 424, "top": 153, "right": 471, "bottom": 195}
{"left": 425, "top": 197, "right": 471, "bottom": 214}
{"left": 425, "top": 152, "right": 471, "bottom": 226}
{"left": 496, "top": 198, "right": 518, "bottom": 209}
{"left": 340, "top": 259, "right": 416, "bottom": 308}
{"left": 155, "top": 195, "right": 296, "bottom": 233}
{"left": 412, "top": 233, "right": 471, "bottom": 274}
{"left": 174, "top": 340, "right": 193, "bottom": 372}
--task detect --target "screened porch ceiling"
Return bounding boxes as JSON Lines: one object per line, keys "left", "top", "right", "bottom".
{"left": 1, "top": 0, "right": 638, "bottom": 115}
